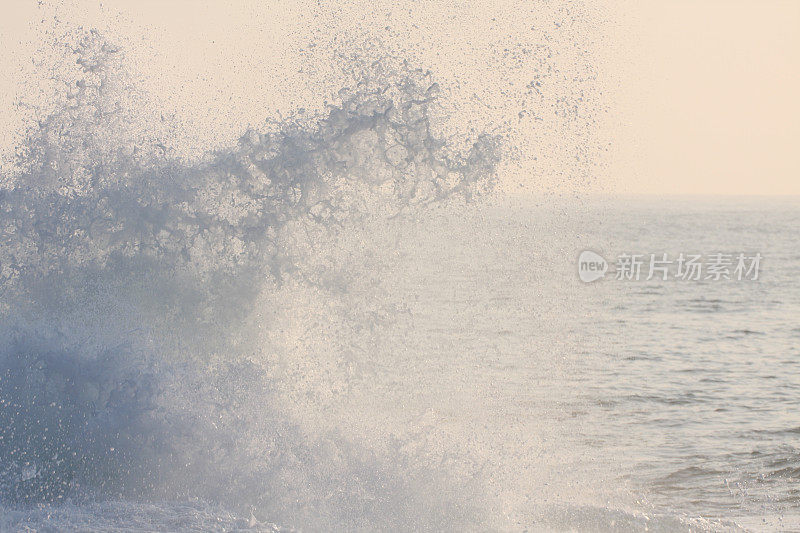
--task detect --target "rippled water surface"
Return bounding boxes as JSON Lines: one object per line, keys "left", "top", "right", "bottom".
{"left": 575, "top": 197, "right": 800, "bottom": 530}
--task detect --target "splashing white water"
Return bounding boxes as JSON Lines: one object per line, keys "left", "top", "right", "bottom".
{"left": 0, "top": 30, "right": 506, "bottom": 530}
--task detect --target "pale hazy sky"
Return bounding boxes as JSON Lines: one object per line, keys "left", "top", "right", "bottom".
{"left": 1, "top": 0, "right": 798, "bottom": 195}
{"left": 605, "top": 0, "right": 800, "bottom": 195}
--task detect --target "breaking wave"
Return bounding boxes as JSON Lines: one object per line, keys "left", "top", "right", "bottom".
{"left": 0, "top": 31, "right": 500, "bottom": 530}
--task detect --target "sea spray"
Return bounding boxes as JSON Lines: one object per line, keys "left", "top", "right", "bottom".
{"left": 0, "top": 31, "right": 501, "bottom": 530}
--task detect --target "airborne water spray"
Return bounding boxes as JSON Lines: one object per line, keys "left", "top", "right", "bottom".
{"left": 0, "top": 30, "right": 504, "bottom": 530}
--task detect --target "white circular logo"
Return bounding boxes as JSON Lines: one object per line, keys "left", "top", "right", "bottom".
{"left": 578, "top": 250, "right": 608, "bottom": 282}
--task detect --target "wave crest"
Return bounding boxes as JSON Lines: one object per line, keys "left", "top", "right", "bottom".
{"left": 0, "top": 31, "right": 501, "bottom": 529}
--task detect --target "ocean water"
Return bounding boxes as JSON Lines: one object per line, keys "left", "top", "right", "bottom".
{"left": 1, "top": 33, "right": 799, "bottom": 532}
{"left": 574, "top": 197, "right": 800, "bottom": 531}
